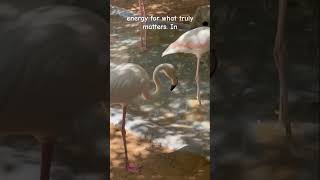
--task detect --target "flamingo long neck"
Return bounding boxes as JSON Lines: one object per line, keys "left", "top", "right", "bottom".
{"left": 150, "top": 65, "right": 163, "bottom": 98}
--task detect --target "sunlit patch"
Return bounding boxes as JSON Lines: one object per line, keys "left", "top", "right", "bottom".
{"left": 110, "top": 125, "right": 210, "bottom": 179}
{"left": 139, "top": 105, "right": 154, "bottom": 112}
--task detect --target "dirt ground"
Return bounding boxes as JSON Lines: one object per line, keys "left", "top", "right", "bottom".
{"left": 110, "top": 125, "right": 210, "bottom": 180}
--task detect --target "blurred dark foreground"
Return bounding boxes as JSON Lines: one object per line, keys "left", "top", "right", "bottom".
{"left": 212, "top": 0, "right": 319, "bottom": 180}
{"left": 0, "top": 1, "right": 108, "bottom": 179}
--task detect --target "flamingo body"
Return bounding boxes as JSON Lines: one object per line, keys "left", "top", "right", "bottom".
{"left": 110, "top": 63, "right": 149, "bottom": 104}
{"left": 162, "top": 26, "right": 210, "bottom": 104}
{"left": 110, "top": 63, "right": 178, "bottom": 172}
{"left": 162, "top": 27, "right": 210, "bottom": 59}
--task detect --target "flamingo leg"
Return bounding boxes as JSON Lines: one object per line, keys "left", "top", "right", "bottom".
{"left": 40, "top": 141, "right": 54, "bottom": 180}
{"left": 195, "top": 56, "right": 201, "bottom": 105}
{"left": 121, "top": 105, "right": 139, "bottom": 173}
{"left": 138, "top": 0, "right": 147, "bottom": 49}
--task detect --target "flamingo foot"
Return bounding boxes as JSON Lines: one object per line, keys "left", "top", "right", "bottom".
{"left": 197, "top": 98, "right": 202, "bottom": 105}
{"left": 197, "top": 94, "right": 202, "bottom": 105}
{"left": 126, "top": 163, "right": 140, "bottom": 173}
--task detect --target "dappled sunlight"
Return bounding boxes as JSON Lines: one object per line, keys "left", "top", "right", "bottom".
{"left": 110, "top": 8, "right": 210, "bottom": 157}
{"left": 110, "top": 125, "right": 210, "bottom": 180}
{"left": 110, "top": 1, "right": 211, "bottom": 179}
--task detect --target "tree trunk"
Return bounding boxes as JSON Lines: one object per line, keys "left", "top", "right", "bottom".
{"left": 313, "top": 0, "right": 319, "bottom": 104}
{"left": 273, "top": 0, "right": 291, "bottom": 137}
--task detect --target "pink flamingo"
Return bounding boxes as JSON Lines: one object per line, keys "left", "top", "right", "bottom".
{"left": 162, "top": 26, "right": 210, "bottom": 105}
{"left": 110, "top": 63, "right": 178, "bottom": 172}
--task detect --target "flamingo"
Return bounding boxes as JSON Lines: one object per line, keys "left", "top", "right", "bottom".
{"left": 162, "top": 26, "right": 210, "bottom": 105}
{"left": 0, "top": 6, "right": 106, "bottom": 180}
{"left": 110, "top": 62, "right": 178, "bottom": 172}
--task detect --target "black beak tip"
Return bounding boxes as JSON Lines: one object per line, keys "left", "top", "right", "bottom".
{"left": 170, "top": 85, "right": 177, "bottom": 91}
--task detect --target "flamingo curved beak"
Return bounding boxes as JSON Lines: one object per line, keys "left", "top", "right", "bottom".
{"left": 170, "top": 84, "right": 177, "bottom": 91}
{"left": 170, "top": 79, "right": 178, "bottom": 91}
{"left": 161, "top": 49, "right": 169, "bottom": 57}
{"left": 162, "top": 45, "right": 176, "bottom": 57}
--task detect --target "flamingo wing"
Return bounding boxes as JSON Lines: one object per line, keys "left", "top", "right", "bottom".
{"left": 110, "top": 63, "right": 150, "bottom": 104}
{"left": 162, "top": 27, "right": 210, "bottom": 57}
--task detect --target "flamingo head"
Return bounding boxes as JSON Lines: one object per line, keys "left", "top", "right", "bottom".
{"left": 161, "top": 43, "right": 179, "bottom": 57}
{"left": 160, "top": 63, "right": 178, "bottom": 91}
{"left": 170, "top": 82, "right": 177, "bottom": 91}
